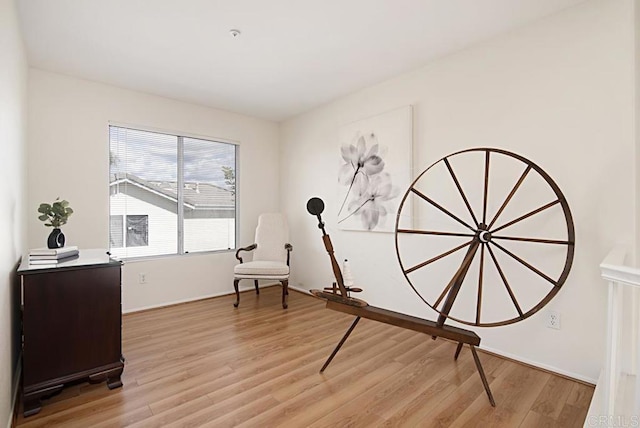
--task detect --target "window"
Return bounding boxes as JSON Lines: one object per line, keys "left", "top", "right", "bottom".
{"left": 109, "top": 215, "right": 123, "bottom": 247}
{"left": 109, "top": 125, "right": 237, "bottom": 259}
{"left": 110, "top": 214, "right": 149, "bottom": 248}
{"left": 126, "top": 215, "right": 148, "bottom": 247}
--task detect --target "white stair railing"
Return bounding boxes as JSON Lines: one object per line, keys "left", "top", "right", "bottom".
{"left": 588, "top": 247, "right": 640, "bottom": 426}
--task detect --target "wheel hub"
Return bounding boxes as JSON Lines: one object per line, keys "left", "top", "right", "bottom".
{"left": 477, "top": 223, "right": 491, "bottom": 243}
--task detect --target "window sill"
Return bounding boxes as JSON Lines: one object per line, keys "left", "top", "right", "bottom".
{"left": 110, "top": 248, "right": 236, "bottom": 263}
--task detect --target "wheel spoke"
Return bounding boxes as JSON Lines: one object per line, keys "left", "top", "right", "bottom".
{"left": 486, "top": 244, "right": 524, "bottom": 318}
{"left": 488, "top": 165, "right": 531, "bottom": 229}
{"left": 483, "top": 150, "right": 490, "bottom": 224}
{"left": 404, "top": 239, "right": 473, "bottom": 275}
{"left": 492, "top": 235, "right": 571, "bottom": 245}
{"left": 490, "top": 241, "right": 558, "bottom": 286}
{"left": 444, "top": 158, "right": 479, "bottom": 227}
{"left": 394, "top": 147, "right": 574, "bottom": 327}
{"left": 397, "top": 229, "right": 475, "bottom": 238}
{"left": 410, "top": 188, "right": 475, "bottom": 232}
{"left": 491, "top": 200, "right": 561, "bottom": 234}
{"left": 476, "top": 245, "right": 485, "bottom": 325}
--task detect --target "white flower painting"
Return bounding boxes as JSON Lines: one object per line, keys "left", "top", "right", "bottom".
{"left": 337, "top": 106, "right": 413, "bottom": 232}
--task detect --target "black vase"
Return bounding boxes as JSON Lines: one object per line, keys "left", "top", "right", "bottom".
{"left": 47, "top": 228, "right": 66, "bottom": 249}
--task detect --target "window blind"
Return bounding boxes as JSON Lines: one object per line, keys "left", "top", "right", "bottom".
{"left": 109, "top": 125, "right": 237, "bottom": 259}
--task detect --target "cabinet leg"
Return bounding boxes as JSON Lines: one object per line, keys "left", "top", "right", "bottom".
{"left": 89, "top": 365, "right": 124, "bottom": 390}
{"left": 107, "top": 364, "right": 124, "bottom": 389}
{"left": 107, "top": 375, "right": 123, "bottom": 389}
{"left": 23, "top": 399, "right": 42, "bottom": 418}
{"left": 23, "top": 384, "right": 63, "bottom": 417}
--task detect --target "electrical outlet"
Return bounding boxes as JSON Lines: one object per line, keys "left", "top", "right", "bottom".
{"left": 546, "top": 310, "right": 561, "bottom": 330}
{"left": 138, "top": 273, "right": 147, "bottom": 284}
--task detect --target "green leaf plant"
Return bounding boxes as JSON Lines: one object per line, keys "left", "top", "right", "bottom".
{"left": 37, "top": 198, "right": 74, "bottom": 228}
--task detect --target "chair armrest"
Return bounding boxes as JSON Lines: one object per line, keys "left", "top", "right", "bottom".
{"left": 235, "top": 244, "right": 257, "bottom": 263}
{"left": 285, "top": 243, "right": 293, "bottom": 266}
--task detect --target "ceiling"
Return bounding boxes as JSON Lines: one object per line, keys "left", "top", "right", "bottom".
{"left": 18, "top": 0, "right": 588, "bottom": 122}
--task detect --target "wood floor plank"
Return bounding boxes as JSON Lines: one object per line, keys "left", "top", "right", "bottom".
{"left": 15, "top": 287, "right": 594, "bottom": 428}
{"left": 165, "top": 394, "right": 281, "bottom": 428}
{"left": 127, "top": 395, "right": 216, "bottom": 428}
{"left": 379, "top": 379, "right": 459, "bottom": 427}
{"left": 141, "top": 308, "right": 393, "bottom": 421}
{"left": 239, "top": 361, "right": 404, "bottom": 428}
{"left": 519, "top": 410, "right": 559, "bottom": 428}
{"left": 378, "top": 349, "right": 505, "bottom": 427}
{"left": 450, "top": 362, "right": 550, "bottom": 428}
{"left": 557, "top": 403, "right": 592, "bottom": 428}
{"left": 567, "top": 381, "right": 596, "bottom": 409}
{"left": 530, "top": 375, "right": 574, "bottom": 419}
{"left": 308, "top": 341, "right": 455, "bottom": 427}
{"left": 420, "top": 369, "right": 496, "bottom": 427}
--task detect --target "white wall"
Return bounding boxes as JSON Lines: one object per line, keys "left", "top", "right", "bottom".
{"left": 281, "top": 0, "right": 634, "bottom": 383}
{"left": 0, "top": 0, "right": 27, "bottom": 424}
{"left": 28, "top": 69, "right": 280, "bottom": 311}
{"left": 636, "top": 0, "right": 640, "bottom": 268}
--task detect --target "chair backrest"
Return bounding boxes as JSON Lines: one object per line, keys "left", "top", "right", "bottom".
{"left": 253, "top": 213, "right": 289, "bottom": 262}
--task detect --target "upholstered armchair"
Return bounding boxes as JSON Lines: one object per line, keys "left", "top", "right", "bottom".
{"left": 233, "top": 213, "right": 292, "bottom": 309}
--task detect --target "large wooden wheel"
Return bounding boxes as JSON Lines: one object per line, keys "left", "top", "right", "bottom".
{"left": 394, "top": 148, "right": 574, "bottom": 327}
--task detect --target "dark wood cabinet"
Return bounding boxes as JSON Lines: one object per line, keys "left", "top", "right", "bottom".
{"left": 17, "top": 249, "right": 124, "bottom": 416}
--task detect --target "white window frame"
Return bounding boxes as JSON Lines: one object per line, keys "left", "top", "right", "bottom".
{"left": 108, "top": 122, "right": 239, "bottom": 260}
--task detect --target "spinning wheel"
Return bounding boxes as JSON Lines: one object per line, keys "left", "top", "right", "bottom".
{"left": 308, "top": 147, "right": 574, "bottom": 407}
{"left": 395, "top": 148, "right": 574, "bottom": 327}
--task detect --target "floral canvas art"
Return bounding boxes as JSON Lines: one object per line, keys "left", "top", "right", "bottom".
{"left": 337, "top": 106, "right": 412, "bottom": 232}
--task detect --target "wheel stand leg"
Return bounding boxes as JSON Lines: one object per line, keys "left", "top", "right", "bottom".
{"left": 454, "top": 342, "right": 464, "bottom": 360}
{"left": 320, "top": 316, "right": 361, "bottom": 373}
{"left": 470, "top": 345, "right": 496, "bottom": 407}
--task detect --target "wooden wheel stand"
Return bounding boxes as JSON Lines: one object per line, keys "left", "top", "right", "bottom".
{"left": 305, "top": 198, "right": 496, "bottom": 407}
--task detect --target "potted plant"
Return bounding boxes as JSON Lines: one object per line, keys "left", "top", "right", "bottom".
{"left": 37, "top": 198, "right": 73, "bottom": 248}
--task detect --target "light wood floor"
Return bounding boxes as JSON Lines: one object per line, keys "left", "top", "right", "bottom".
{"left": 15, "top": 286, "right": 593, "bottom": 427}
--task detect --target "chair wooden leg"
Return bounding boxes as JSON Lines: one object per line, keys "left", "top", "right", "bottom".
{"left": 281, "top": 279, "right": 288, "bottom": 309}
{"left": 254, "top": 280, "right": 259, "bottom": 295}
{"left": 233, "top": 279, "right": 240, "bottom": 307}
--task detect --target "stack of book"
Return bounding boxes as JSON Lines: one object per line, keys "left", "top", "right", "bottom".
{"left": 29, "top": 246, "right": 79, "bottom": 265}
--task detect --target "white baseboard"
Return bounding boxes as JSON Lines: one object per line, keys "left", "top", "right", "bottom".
{"left": 480, "top": 344, "right": 597, "bottom": 385}
{"left": 124, "top": 290, "right": 236, "bottom": 314}
{"left": 123, "top": 283, "right": 305, "bottom": 314}
{"left": 288, "top": 284, "right": 310, "bottom": 294}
